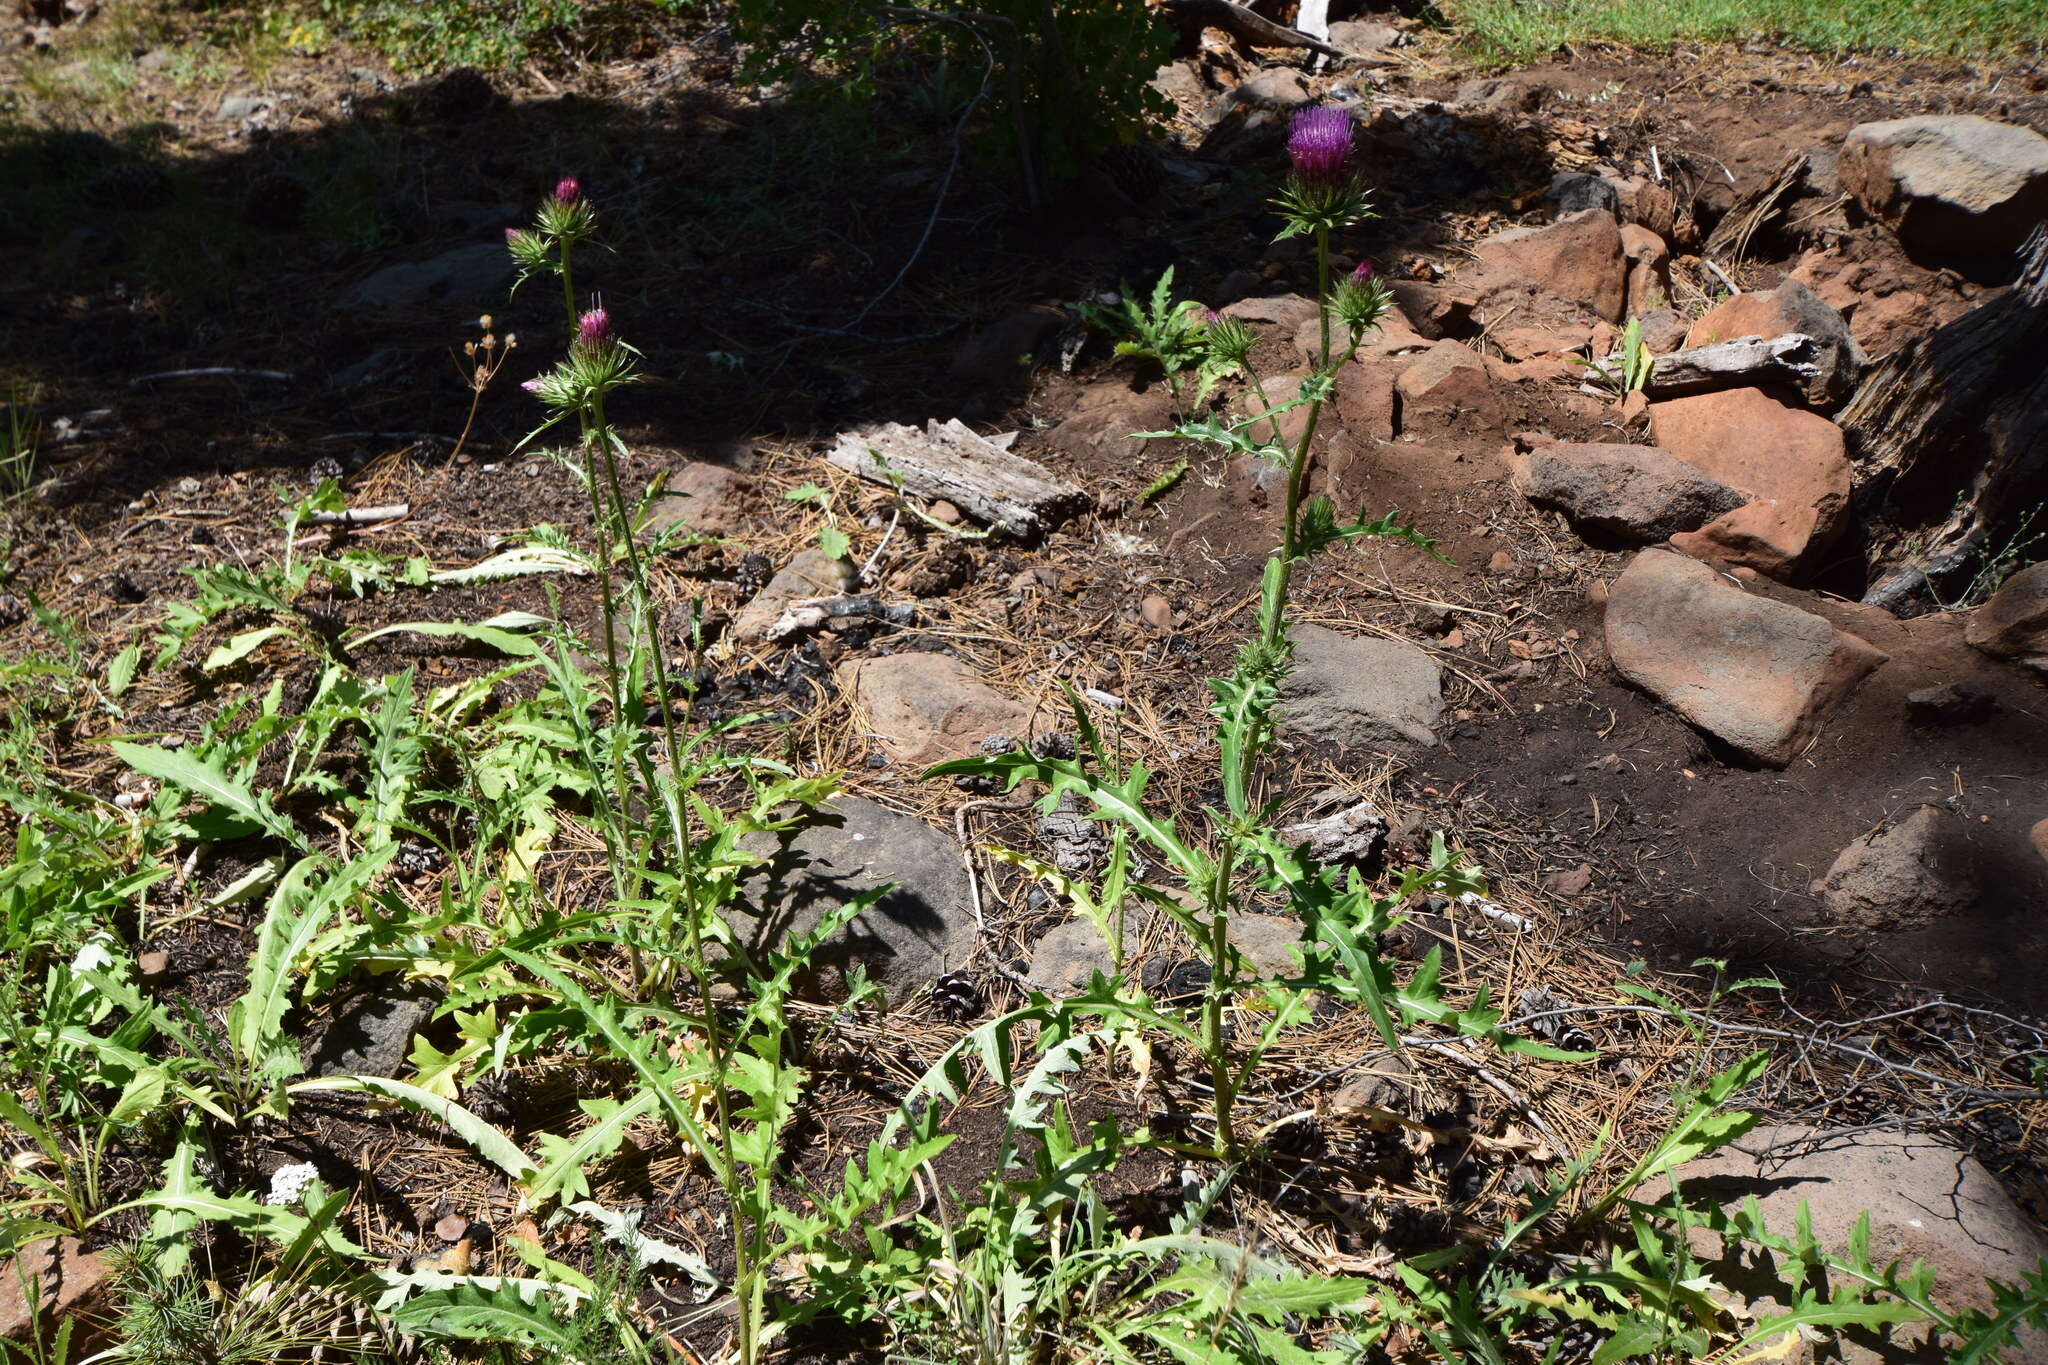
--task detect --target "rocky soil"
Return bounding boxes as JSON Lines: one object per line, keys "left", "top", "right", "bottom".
{"left": 4, "top": 1, "right": 2048, "bottom": 1353}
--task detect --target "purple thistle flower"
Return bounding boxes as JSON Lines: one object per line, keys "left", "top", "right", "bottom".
{"left": 521, "top": 377, "right": 544, "bottom": 394}
{"left": 1351, "top": 259, "right": 1375, "bottom": 282}
{"left": 575, "top": 306, "right": 613, "bottom": 351}
{"left": 506, "top": 226, "right": 521, "bottom": 242}
{"left": 1203, "top": 308, "right": 1223, "bottom": 324}
{"left": 1287, "top": 107, "right": 1353, "bottom": 189}
{"left": 554, "top": 176, "right": 581, "bottom": 204}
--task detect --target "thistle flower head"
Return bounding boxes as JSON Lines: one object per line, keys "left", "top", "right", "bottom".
{"left": 575, "top": 306, "right": 614, "bottom": 352}
{"left": 505, "top": 226, "right": 552, "bottom": 270}
{"left": 554, "top": 176, "right": 581, "bottom": 204}
{"left": 1351, "top": 259, "right": 1375, "bottom": 283}
{"left": 1203, "top": 312, "right": 1257, "bottom": 366}
{"left": 1287, "top": 107, "right": 1353, "bottom": 190}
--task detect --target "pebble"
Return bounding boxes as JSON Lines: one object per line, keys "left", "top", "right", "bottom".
{"left": 1139, "top": 594, "right": 1174, "bottom": 630}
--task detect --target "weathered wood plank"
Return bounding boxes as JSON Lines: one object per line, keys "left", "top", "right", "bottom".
{"left": 826, "top": 419, "right": 1089, "bottom": 538}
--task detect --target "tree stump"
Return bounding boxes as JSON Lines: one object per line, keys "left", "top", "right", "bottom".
{"left": 1840, "top": 225, "right": 2048, "bottom": 613}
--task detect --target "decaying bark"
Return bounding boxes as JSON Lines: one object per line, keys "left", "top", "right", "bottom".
{"left": 827, "top": 419, "right": 1089, "bottom": 538}
{"left": 1583, "top": 334, "right": 1826, "bottom": 398}
{"left": 1840, "top": 226, "right": 2048, "bottom": 612}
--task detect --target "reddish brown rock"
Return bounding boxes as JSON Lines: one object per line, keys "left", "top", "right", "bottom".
{"left": 1332, "top": 358, "right": 1396, "bottom": 443}
{"left": 1612, "top": 175, "right": 1677, "bottom": 240}
{"left": 733, "top": 548, "right": 857, "bottom": 643}
{"left": 642, "top": 461, "right": 762, "bottom": 538}
{"left": 1681, "top": 1125, "right": 2048, "bottom": 1365}
{"left": 1, "top": 1237, "right": 111, "bottom": 1353}
{"left": 1683, "top": 278, "right": 1867, "bottom": 403}
{"left": 839, "top": 652, "right": 1034, "bottom": 768}
{"left": 1964, "top": 561, "right": 2048, "bottom": 674}
{"left": 1394, "top": 340, "right": 1501, "bottom": 436}
{"left": 1239, "top": 371, "right": 1314, "bottom": 448}
{"left": 1471, "top": 208, "right": 1627, "bottom": 322}
{"left": 1620, "top": 223, "right": 1671, "bottom": 315}
{"left": 2030, "top": 817, "right": 2048, "bottom": 869}
{"left": 1044, "top": 383, "right": 1175, "bottom": 462}
{"left": 1812, "top": 805, "right": 1980, "bottom": 929}
{"left": 1604, "top": 549, "right": 1886, "bottom": 766}
{"left": 1650, "top": 388, "right": 1852, "bottom": 580}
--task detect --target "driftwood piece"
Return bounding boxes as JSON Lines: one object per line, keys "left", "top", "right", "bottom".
{"left": 826, "top": 419, "right": 1089, "bottom": 538}
{"left": 1584, "top": 334, "right": 1825, "bottom": 398}
{"left": 1841, "top": 225, "right": 2048, "bottom": 613}
{"left": 1158, "top": 0, "right": 1346, "bottom": 57}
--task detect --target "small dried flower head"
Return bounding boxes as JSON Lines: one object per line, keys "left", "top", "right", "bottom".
{"left": 1287, "top": 107, "right": 1353, "bottom": 189}
{"left": 554, "top": 176, "right": 581, "bottom": 204}
{"left": 575, "top": 306, "right": 614, "bottom": 352}
{"left": 1351, "top": 259, "right": 1375, "bottom": 283}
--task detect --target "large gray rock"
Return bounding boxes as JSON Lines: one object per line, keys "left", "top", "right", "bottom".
{"left": 737, "top": 796, "right": 978, "bottom": 1002}
{"left": 1604, "top": 551, "right": 1886, "bottom": 767}
{"left": 1679, "top": 1125, "right": 2048, "bottom": 1365}
{"left": 306, "top": 981, "right": 440, "bottom": 1078}
{"left": 349, "top": 242, "right": 512, "bottom": 310}
{"left": 1280, "top": 624, "right": 1444, "bottom": 752}
{"left": 1839, "top": 115, "right": 2048, "bottom": 259}
{"left": 1812, "top": 806, "right": 1980, "bottom": 929}
{"left": 1965, "top": 561, "right": 2048, "bottom": 674}
{"left": 1512, "top": 441, "right": 1748, "bottom": 545}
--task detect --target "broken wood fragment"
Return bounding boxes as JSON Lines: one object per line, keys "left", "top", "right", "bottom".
{"left": 1157, "top": 0, "right": 1347, "bottom": 57}
{"left": 826, "top": 419, "right": 1088, "bottom": 538}
{"left": 308, "top": 504, "right": 409, "bottom": 526}
{"left": 1582, "top": 334, "right": 1824, "bottom": 399}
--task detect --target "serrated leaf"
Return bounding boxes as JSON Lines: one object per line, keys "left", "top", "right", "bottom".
{"left": 290, "top": 1074, "right": 537, "bottom": 1186}
{"left": 111, "top": 741, "right": 295, "bottom": 841}
{"left": 203, "top": 625, "right": 292, "bottom": 672}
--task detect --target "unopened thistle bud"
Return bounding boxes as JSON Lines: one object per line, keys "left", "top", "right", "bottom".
{"left": 505, "top": 227, "right": 551, "bottom": 270}
{"left": 1332, "top": 266, "right": 1393, "bottom": 341}
{"left": 554, "top": 176, "right": 581, "bottom": 204}
{"left": 1351, "top": 259, "right": 1375, "bottom": 283}
{"left": 1203, "top": 312, "right": 1256, "bottom": 366}
{"left": 1287, "top": 107, "right": 1353, "bottom": 191}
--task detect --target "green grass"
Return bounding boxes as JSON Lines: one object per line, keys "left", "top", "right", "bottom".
{"left": 1449, "top": 0, "right": 2048, "bottom": 64}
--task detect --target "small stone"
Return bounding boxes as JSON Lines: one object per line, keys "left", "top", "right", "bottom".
{"left": 1279, "top": 624, "right": 1444, "bottom": 753}
{"left": 1905, "top": 681, "right": 1997, "bottom": 726}
{"left": 1543, "top": 864, "right": 1593, "bottom": 896}
{"left": 1330, "top": 1053, "right": 1413, "bottom": 1112}
{"left": 1442, "top": 628, "right": 1465, "bottom": 649}
{"left": 434, "top": 1212, "right": 470, "bottom": 1243}
{"left": 1546, "top": 172, "right": 1621, "bottom": 219}
{"left": 641, "top": 462, "right": 761, "bottom": 538}
{"left": 1488, "top": 550, "right": 1515, "bottom": 574}
{"left": 1139, "top": 594, "right": 1174, "bottom": 631}
{"left": 2030, "top": 817, "right": 2048, "bottom": 870}
{"left": 1394, "top": 340, "right": 1501, "bottom": 436}
{"left": 1812, "top": 806, "right": 1979, "bottom": 929}
{"left": 838, "top": 652, "right": 1033, "bottom": 768}
{"left": 137, "top": 950, "right": 170, "bottom": 979}
{"left": 733, "top": 549, "right": 857, "bottom": 643}
{"left": 928, "top": 500, "right": 963, "bottom": 525}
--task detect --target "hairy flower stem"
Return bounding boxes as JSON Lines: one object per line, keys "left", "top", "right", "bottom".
{"left": 1266, "top": 225, "right": 1336, "bottom": 647}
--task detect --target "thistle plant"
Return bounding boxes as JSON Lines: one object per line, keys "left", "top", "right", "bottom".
{"left": 926, "top": 108, "right": 1554, "bottom": 1161}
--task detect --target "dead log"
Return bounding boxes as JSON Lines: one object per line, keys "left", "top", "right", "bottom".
{"left": 1157, "top": 0, "right": 1347, "bottom": 57}
{"left": 826, "top": 419, "right": 1089, "bottom": 538}
{"left": 1583, "top": 334, "right": 1825, "bottom": 399}
{"left": 1841, "top": 225, "right": 2048, "bottom": 613}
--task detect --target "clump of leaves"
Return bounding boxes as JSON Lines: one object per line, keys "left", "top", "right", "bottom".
{"left": 1573, "top": 315, "right": 1655, "bottom": 398}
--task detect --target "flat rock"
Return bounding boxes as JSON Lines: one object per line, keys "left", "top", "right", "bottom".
{"left": 1604, "top": 550, "right": 1886, "bottom": 766}
{"left": 1, "top": 1236, "right": 111, "bottom": 1354}
{"left": 1547, "top": 171, "right": 1621, "bottom": 219}
{"left": 1964, "top": 561, "right": 2048, "bottom": 673}
{"left": 1679, "top": 1124, "right": 2048, "bottom": 1365}
{"left": 349, "top": 242, "right": 512, "bottom": 310}
{"left": 1471, "top": 208, "right": 1627, "bottom": 323}
{"left": 1634, "top": 307, "right": 1689, "bottom": 354}
{"left": 1280, "top": 624, "right": 1443, "bottom": 752}
{"left": 1512, "top": 441, "right": 1747, "bottom": 545}
{"left": 732, "top": 548, "right": 857, "bottom": 643}
{"left": 839, "top": 651, "right": 1033, "bottom": 768}
{"left": 641, "top": 462, "right": 761, "bottom": 538}
{"left": 737, "top": 796, "right": 977, "bottom": 1002}
{"left": 1042, "top": 382, "right": 1174, "bottom": 462}
{"left": 1839, "top": 115, "right": 2048, "bottom": 259}
{"left": 951, "top": 305, "right": 1065, "bottom": 388}
{"left": 1684, "top": 278, "right": 1867, "bottom": 404}
{"left": 1812, "top": 805, "right": 1979, "bottom": 929}
{"left": 1905, "top": 681, "right": 1997, "bottom": 726}
{"left": 1329, "top": 19, "right": 1401, "bottom": 54}
{"left": 305, "top": 980, "right": 441, "bottom": 1078}
{"left": 1394, "top": 339, "right": 1501, "bottom": 437}
{"left": 1650, "top": 388, "right": 1851, "bottom": 580}
{"left": 1027, "top": 909, "right": 1306, "bottom": 995}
